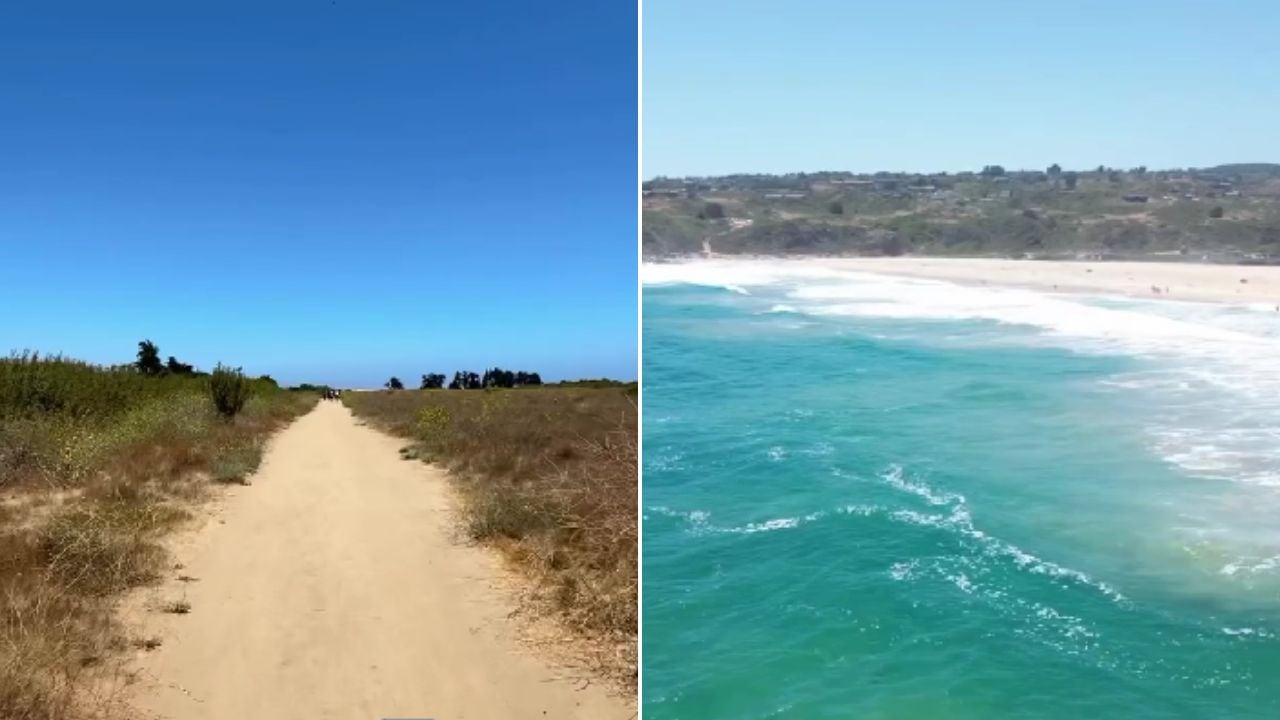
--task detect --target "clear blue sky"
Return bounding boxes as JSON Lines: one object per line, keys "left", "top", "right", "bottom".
{"left": 644, "top": 0, "right": 1280, "bottom": 177}
{"left": 1, "top": 1, "right": 636, "bottom": 387}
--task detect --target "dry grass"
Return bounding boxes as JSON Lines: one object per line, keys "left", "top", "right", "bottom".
{"left": 0, "top": 355, "right": 317, "bottom": 720}
{"left": 343, "top": 385, "right": 637, "bottom": 687}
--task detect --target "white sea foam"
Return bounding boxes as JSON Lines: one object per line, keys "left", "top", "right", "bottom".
{"left": 647, "top": 258, "right": 1280, "bottom": 521}
{"left": 645, "top": 451, "right": 686, "bottom": 472}
{"left": 644, "top": 258, "right": 1280, "bottom": 364}
{"left": 736, "top": 517, "right": 800, "bottom": 534}
{"left": 889, "top": 551, "right": 1102, "bottom": 642}
{"left": 1223, "top": 626, "right": 1274, "bottom": 638}
{"left": 881, "top": 464, "right": 964, "bottom": 506}
{"left": 1221, "top": 554, "right": 1280, "bottom": 576}
{"left": 889, "top": 560, "right": 918, "bottom": 581}
{"left": 874, "top": 466, "right": 1127, "bottom": 602}
{"left": 654, "top": 466, "right": 1126, "bottom": 602}
{"left": 647, "top": 506, "right": 712, "bottom": 531}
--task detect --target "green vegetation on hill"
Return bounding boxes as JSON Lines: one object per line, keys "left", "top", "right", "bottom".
{"left": 643, "top": 164, "right": 1280, "bottom": 262}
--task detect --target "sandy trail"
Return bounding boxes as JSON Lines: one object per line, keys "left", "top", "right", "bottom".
{"left": 124, "top": 401, "right": 630, "bottom": 720}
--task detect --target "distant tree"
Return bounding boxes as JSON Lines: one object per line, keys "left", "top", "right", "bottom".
{"left": 980, "top": 165, "right": 1006, "bottom": 177}
{"left": 828, "top": 201, "right": 844, "bottom": 215}
{"left": 1095, "top": 164, "right": 1106, "bottom": 174}
{"left": 1063, "top": 172, "right": 1079, "bottom": 190}
{"left": 476, "top": 368, "right": 542, "bottom": 388}
{"left": 1108, "top": 170, "right": 1121, "bottom": 183}
{"left": 700, "top": 202, "right": 725, "bottom": 220}
{"left": 136, "top": 340, "right": 164, "bottom": 376}
{"left": 1209, "top": 206, "right": 1225, "bottom": 219}
{"left": 386, "top": 376, "right": 404, "bottom": 390}
{"left": 449, "top": 371, "right": 481, "bottom": 389}
{"left": 1132, "top": 165, "right": 1147, "bottom": 175}
{"left": 166, "top": 355, "right": 195, "bottom": 375}
{"left": 420, "top": 373, "right": 446, "bottom": 390}
{"left": 482, "top": 367, "right": 516, "bottom": 388}
{"left": 514, "top": 371, "right": 543, "bottom": 386}
{"left": 1047, "top": 163, "right": 1062, "bottom": 178}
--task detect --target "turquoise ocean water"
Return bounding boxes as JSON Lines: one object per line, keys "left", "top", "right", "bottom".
{"left": 642, "top": 260, "right": 1280, "bottom": 719}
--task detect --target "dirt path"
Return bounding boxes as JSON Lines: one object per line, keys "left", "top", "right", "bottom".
{"left": 123, "top": 401, "right": 631, "bottom": 720}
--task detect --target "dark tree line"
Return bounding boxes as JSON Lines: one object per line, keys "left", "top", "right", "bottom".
{"left": 166, "top": 356, "right": 194, "bottom": 375}
{"left": 135, "top": 339, "right": 277, "bottom": 387}
{"left": 136, "top": 340, "right": 198, "bottom": 377}
{"left": 480, "top": 367, "right": 542, "bottom": 388}
{"left": 447, "top": 371, "right": 481, "bottom": 390}
{"left": 382, "top": 368, "right": 543, "bottom": 391}
{"left": 442, "top": 368, "right": 542, "bottom": 390}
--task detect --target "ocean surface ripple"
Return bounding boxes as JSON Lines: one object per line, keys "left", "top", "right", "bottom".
{"left": 643, "top": 261, "right": 1280, "bottom": 719}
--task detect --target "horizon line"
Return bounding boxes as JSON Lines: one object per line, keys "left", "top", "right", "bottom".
{"left": 643, "top": 161, "right": 1280, "bottom": 181}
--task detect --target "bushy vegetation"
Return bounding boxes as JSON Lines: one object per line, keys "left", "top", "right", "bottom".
{"left": 0, "top": 348, "right": 316, "bottom": 719}
{"left": 644, "top": 163, "right": 1280, "bottom": 261}
{"left": 343, "top": 384, "right": 637, "bottom": 686}
{"left": 209, "top": 364, "right": 251, "bottom": 418}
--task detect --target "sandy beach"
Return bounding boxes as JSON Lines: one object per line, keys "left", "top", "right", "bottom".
{"left": 817, "top": 257, "right": 1280, "bottom": 306}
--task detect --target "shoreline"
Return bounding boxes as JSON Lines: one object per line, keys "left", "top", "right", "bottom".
{"left": 648, "top": 255, "right": 1280, "bottom": 306}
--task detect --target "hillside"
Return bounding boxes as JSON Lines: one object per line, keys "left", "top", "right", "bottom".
{"left": 642, "top": 165, "right": 1280, "bottom": 262}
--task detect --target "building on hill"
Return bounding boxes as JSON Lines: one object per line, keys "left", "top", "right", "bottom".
{"left": 830, "top": 179, "right": 874, "bottom": 188}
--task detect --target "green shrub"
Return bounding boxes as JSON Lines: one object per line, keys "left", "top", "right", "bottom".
{"left": 208, "top": 364, "right": 250, "bottom": 419}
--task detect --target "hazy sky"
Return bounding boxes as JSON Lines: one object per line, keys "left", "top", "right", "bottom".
{"left": 644, "top": 0, "right": 1280, "bottom": 177}
{"left": 0, "top": 1, "right": 636, "bottom": 387}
